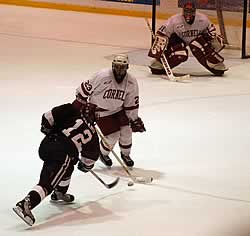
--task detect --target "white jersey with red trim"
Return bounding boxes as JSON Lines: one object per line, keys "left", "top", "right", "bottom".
{"left": 76, "top": 68, "right": 139, "bottom": 120}
{"left": 157, "top": 13, "right": 213, "bottom": 45}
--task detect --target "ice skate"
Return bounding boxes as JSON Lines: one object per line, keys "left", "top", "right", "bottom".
{"left": 99, "top": 153, "right": 113, "bottom": 167}
{"left": 121, "top": 153, "right": 134, "bottom": 168}
{"left": 50, "top": 190, "right": 75, "bottom": 204}
{"left": 13, "top": 196, "right": 35, "bottom": 226}
{"left": 149, "top": 59, "right": 166, "bottom": 75}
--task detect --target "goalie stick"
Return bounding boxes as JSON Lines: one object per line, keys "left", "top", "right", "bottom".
{"left": 145, "top": 18, "right": 190, "bottom": 82}
{"left": 95, "top": 125, "right": 153, "bottom": 184}
{"left": 90, "top": 170, "right": 119, "bottom": 189}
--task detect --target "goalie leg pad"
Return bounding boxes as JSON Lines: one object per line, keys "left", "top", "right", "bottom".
{"left": 189, "top": 35, "right": 227, "bottom": 75}
{"left": 164, "top": 34, "right": 188, "bottom": 68}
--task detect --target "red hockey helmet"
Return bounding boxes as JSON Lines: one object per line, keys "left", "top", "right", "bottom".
{"left": 183, "top": 0, "right": 196, "bottom": 24}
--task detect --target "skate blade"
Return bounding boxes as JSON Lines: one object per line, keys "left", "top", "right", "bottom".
{"left": 50, "top": 199, "right": 75, "bottom": 205}
{"left": 100, "top": 161, "right": 112, "bottom": 169}
{"left": 12, "top": 207, "right": 34, "bottom": 226}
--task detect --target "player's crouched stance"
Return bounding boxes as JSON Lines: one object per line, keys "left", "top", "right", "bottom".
{"left": 148, "top": 0, "right": 228, "bottom": 76}
{"left": 75, "top": 54, "right": 146, "bottom": 169}
{"left": 13, "top": 100, "right": 100, "bottom": 226}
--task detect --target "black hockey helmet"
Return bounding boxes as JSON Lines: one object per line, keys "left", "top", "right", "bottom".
{"left": 182, "top": 0, "right": 196, "bottom": 24}
{"left": 112, "top": 54, "right": 129, "bottom": 83}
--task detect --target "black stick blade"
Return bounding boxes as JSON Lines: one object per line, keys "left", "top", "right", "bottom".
{"left": 107, "top": 177, "right": 120, "bottom": 189}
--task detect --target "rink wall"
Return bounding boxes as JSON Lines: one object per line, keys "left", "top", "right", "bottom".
{"left": 0, "top": 0, "right": 249, "bottom": 27}
{"left": 0, "top": 0, "right": 176, "bottom": 19}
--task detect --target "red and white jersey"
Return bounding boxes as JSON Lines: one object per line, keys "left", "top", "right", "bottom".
{"left": 76, "top": 68, "right": 139, "bottom": 121}
{"left": 157, "top": 13, "right": 213, "bottom": 45}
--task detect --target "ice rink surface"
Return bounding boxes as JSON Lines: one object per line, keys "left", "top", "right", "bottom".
{"left": 0, "top": 4, "right": 250, "bottom": 236}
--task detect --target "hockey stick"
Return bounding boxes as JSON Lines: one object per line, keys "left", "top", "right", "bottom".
{"left": 145, "top": 18, "right": 190, "bottom": 82}
{"left": 90, "top": 170, "right": 119, "bottom": 189}
{"left": 95, "top": 125, "right": 153, "bottom": 184}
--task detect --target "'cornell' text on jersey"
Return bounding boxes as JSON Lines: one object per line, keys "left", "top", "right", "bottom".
{"left": 182, "top": 29, "right": 203, "bottom": 38}
{"left": 103, "top": 89, "right": 125, "bottom": 101}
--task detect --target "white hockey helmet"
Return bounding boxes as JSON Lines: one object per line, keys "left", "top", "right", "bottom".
{"left": 112, "top": 54, "right": 129, "bottom": 83}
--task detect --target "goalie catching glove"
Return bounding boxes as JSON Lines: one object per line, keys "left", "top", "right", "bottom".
{"left": 130, "top": 117, "right": 146, "bottom": 132}
{"left": 204, "top": 24, "right": 225, "bottom": 53}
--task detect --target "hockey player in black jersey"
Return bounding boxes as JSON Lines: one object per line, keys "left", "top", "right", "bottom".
{"left": 13, "top": 100, "right": 99, "bottom": 226}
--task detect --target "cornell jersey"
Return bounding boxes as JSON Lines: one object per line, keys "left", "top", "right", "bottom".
{"left": 76, "top": 68, "right": 139, "bottom": 121}
{"left": 158, "top": 13, "right": 213, "bottom": 45}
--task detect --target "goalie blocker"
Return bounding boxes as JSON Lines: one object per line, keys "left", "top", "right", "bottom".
{"left": 148, "top": 34, "right": 168, "bottom": 60}
{"left": 149, "top": 33, "right": 188, "bottom": 75}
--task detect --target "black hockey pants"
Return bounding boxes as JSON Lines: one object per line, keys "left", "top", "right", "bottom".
{"left": 38, "top": 135, "right": 77, "bottom": 195}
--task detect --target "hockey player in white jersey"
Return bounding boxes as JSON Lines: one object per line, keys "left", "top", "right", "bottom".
{"left": 148, "top": 0, "right": 228, "bottom": 76}
{"left": 74, "top": 54, "right": 146, "bottom": 168}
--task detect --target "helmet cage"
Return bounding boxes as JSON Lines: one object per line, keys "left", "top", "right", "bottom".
{"left": 112, "top": 54, "right": 129, "bottom": 83}
{"left": 183, "top": 2, "right": 196, "bottom": 24}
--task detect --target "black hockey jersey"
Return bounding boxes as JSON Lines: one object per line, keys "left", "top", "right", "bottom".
{"left": 41, "top": 103, "right": 100, "bottom": 161}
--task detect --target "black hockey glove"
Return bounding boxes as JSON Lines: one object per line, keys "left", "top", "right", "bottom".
{"left": 41, "top": 115, "right": 54, "bottom": 135}
{"left": 77, "top": 160, "right": 94, "bottom": 173}
{"left": 81, "top": 102, "right": 98, "bottom": 125}
{"left": 130, "top": 117, "right": 146, "bottom": 133}
{"left": 41, "top": 125, "right": 53, "bottom": 135}
{"left": 41, "top": 117, "right": 58, "bottom": 141}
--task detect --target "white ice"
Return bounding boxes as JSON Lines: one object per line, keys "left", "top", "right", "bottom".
{"left": 1, "top": 4, "right": 250, "bottom": 236}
